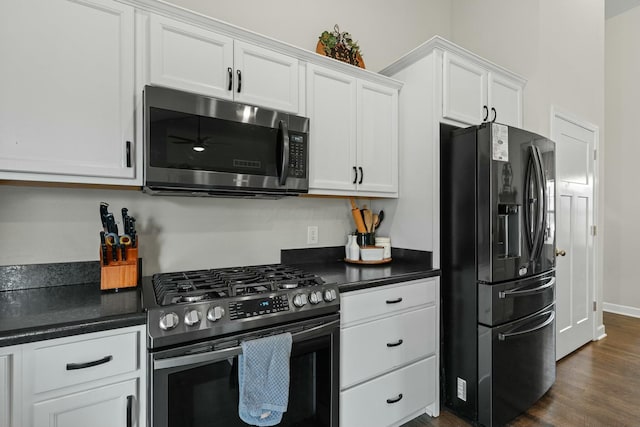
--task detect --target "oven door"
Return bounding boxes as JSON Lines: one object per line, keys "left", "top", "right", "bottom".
{"left": 150, "top": 314, "right": 339, "bottom": 427}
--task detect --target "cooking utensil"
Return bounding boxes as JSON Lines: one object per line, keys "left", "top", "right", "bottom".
{"left": 349, "top": 198, "right": 367, "bottom": 233}
{"left": 362, "top": 205, "right": 373, "bottom": 233}
{"left": 372, "top": 213, "right": 379, "bottom": 231}
{"left": 377, "top": 210, "right": 385, "bottom": 229}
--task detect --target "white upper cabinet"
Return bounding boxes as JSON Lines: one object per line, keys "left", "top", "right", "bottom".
{"left": 149, "top": 14, "right": 234, "bottom": 100}
{"left": 148, "top": 15, "right": 300, "bottom": 114}
{"left": 306, "top": 65, "right": 358, "bottom": 193}
{"left": 357, "top": 80, "right": 398, "bottom": 195}
{"left": 442, "top": 51, "right": 523, "bottom": 127}
{"left": 307, "top": 64, "right": 399, "bottom": 197}
{"left": 488, "top": 72, "right": 523, "bottom": 128}
{"left": 0, "top": 0, "right": 137, "bottom": 184}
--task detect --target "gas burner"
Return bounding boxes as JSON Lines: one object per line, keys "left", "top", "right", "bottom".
{"left": 180, "top": 294, "right": 207, "bottom": 303}
{"left": 151, "top": 264, "right": 330, "bottom": 306}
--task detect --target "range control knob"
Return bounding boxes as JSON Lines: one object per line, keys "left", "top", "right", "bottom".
{"left": 293, "top": 293, "right": 308, "bottom": 308}
{"left": 184, "top": 310, "right": 202, "bottom": 326}
{"left": 207, "top": 306, "right": 225, "bottom": 322}
{"left": 324, "top": 289, "right": 337, "bottom": 302}
{"left": 309, "top": 291, "right": 323, "bottom": 305}
{"left": 159, "top": 312, "right": 179, "bottom": 331}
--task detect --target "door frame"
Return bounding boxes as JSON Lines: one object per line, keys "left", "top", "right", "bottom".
{"left": 550, "top": 106, "right": 605, "bottom": 345}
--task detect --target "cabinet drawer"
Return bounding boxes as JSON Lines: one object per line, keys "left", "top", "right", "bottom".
{"left": 31, "top": 330, "right": 139, "bottom": 394}
{"left": 341, "top": 279, "right": 436, "bottom": 326}
{"left": 340, "top": 356, "right": 435, "bottom": 427}
{"left": 341, "top": 306, "right": 435, "bottom": 389}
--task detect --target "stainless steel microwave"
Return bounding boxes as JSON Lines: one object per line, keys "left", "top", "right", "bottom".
{"left": 143, "top": 86, "right": 309, "bottom": 197}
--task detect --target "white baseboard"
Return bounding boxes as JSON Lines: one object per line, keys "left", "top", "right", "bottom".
{"left": 603, "top": 302, "right": 640, "bottom": 318}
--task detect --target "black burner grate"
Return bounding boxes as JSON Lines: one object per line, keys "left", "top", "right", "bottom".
{"left": 152, "top": 264, "right": 325, "bottom": 306}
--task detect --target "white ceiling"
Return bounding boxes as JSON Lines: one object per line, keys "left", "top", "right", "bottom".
{"left": 606, "top": 0, "right": 640, "bottom": 19}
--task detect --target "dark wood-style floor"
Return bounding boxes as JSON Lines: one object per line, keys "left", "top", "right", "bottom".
{"left": 402, "top": 312, "right": 640, "bottom": 427}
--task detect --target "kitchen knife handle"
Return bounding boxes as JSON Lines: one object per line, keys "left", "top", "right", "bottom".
{"left": 227, "top": 67, "right": 233, "bottom": 91}
{"left": 358, "top": 167, "right": 363, "bottom": 184}
{"left": 237, "top": 69, "right": 242, "bottom": 93}
{"left": 100, "top": 202, "right": 109, "bottom": 229}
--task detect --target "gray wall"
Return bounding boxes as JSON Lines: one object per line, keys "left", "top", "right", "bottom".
{"left": 604, "top": 5, "right": 640, "bottom": 312}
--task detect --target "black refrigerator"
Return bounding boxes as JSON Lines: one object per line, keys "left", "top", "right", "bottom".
{"left": 440, "top": 122, "right": 556, "bottom": 427}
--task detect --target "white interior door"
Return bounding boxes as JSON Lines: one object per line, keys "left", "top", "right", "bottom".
{"left": 551, "top": 109, "right": 597, "bottom": 360}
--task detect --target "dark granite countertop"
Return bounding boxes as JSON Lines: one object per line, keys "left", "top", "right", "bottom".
{"left": 281, "top": 246, "right": 440, "bottom": 292}
{"left": 0, "top": 262, "right": 145, "bottom": 348}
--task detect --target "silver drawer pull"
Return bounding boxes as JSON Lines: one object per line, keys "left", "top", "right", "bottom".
{"left": 66, "top": 355, "right": 113, "bottom": 370}
{"left": 386, "top": 393, "right": 403, "bottom": 404}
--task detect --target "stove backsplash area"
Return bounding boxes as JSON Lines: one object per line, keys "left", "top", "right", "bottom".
{"left": 0, "top": 185, "right": 358, "bottom": 275}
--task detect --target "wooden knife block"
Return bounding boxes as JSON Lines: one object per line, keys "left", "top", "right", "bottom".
{"left": 100, "top": 244, "right": 139, "bottom": 291}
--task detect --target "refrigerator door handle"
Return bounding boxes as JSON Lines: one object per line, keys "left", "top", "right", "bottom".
{"left": 531, "top": 146, "right": 547, "bottom": 260}
{"left": 498, "top": 310, "right": 555, "bottom": 341}
{"left": 523, "top": 152, "right": 535, "bottom": 256}
{"left": 499, "top": 277, "right": 555, "bottom": 299}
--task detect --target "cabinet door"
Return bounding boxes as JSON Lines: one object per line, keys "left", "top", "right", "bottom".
{"left": 149, "top": 14, "right": 234, "bottom": 100}
{"left": 488, "top": 72, "right": 523, "bottom": 127}
{"left": 233, "top": 41, "right": 300, "bottom": 113}
{"left": 32, "top": 379, "right": 138, "bottom": 427}
{"left": 0, "top": 355, "right": 10, "bottom": 427}
{"left": 306, "top": 64, "right": 357, "bottom": 194}
{"left": 357, "top": 81, "right": 398, "bottom": 195}
{"left": 442, "top": 51, "right": 487, "bottom": 125}
{"left": 0, "top": 0, "right": 135, "bottom": 182}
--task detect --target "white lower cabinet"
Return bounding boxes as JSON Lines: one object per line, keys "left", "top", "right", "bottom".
{"left": 19, "top": 325, "right": 146, "bottom": 427}
{"left": 0, "top": 347, "right": 21, "bottom": 427}
{"left": 32, "top": 379, "right": 137, "bottom": 427}
{"left": 340, "top": 278, "right": 440, "bottom": 426}
{"left": 341, "top": 357, "right": 436, "bottom": 427}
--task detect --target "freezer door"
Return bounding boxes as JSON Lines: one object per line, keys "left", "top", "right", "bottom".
{"left": 478, "top": 271, "right": 555, "bottom": 327}
{"left": 477, "top": 124, "right": 556, "bottom": 283}
{"left": 478, "top": 305, "right": 556, "bottom": 427}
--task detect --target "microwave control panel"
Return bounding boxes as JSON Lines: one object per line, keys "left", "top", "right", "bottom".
{"left": 289, "top": 133, "right": 307, "bottom": 178}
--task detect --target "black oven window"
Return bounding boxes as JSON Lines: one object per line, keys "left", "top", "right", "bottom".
{"left": 166, "top": 340, "right": 332, "bottom": 427}
{"left": 149, "top": 107, "right": 278, "bottom": 176}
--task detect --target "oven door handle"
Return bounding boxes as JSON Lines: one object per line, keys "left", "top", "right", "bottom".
{"left": 153, "top": 319, "right": 340, "bottom": 371}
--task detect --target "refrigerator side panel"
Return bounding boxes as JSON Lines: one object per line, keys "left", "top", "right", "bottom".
{"left": 477, "top": 124, "right": 493, "bottom": 282}
{"left": 441, "top": 124, "right": 478, "bottom": 421}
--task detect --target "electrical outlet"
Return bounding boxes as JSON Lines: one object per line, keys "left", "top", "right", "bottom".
{"left": 307, "top": 226, "right": 318, "bottom": 244}
{"left": 457, "top": 377, "right": 467, "bottom": 401}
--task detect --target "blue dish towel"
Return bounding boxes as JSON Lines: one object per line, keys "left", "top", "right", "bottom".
{"left": 238, "top": 332, "right": 293, "bottom": 426}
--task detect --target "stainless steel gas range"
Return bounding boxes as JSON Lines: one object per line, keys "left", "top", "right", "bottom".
{"left": 142, "top": 264, "right": 340, "bottom": 427}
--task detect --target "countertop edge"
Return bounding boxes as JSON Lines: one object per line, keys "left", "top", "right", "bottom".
{"left": 0, "top": 312, "right": 146, "bottom": 348}
{"left": 338, "top": 269, "right": 441, "bottom": 293}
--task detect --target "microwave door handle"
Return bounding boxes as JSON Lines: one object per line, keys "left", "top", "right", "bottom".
{"left": 153, "top": 319, "right": 339, "bottom": 371}
{"left": 278, "top": 120, "right": 290, "bottom": 186}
